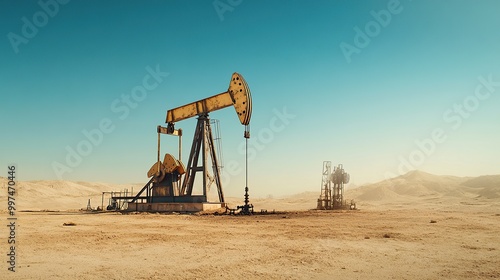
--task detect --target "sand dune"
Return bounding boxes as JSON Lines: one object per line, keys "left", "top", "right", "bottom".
{"left": 2, "top": 170, "right": 499, "bottom": 211}
{"left": 0, "top": 177, "right": 142, "bottom": 211}
{"left": 461, "top": 175, "right": 500, "bottom": 199}
{"left": 2, "top": 172, "right": 500, "bottom": 279}
{"left": 347, "top": 170, "right": 500, "bottom": 203}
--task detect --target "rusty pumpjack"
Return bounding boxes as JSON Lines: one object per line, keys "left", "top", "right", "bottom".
{"left": 113, "top": 73, "right": 253, "bottom": 212}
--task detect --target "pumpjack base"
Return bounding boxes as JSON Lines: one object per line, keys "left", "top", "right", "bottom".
{"left": 126, "top": 202, "right": 226, "bottom": 213}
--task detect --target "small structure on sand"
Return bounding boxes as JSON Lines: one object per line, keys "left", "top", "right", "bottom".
{"left": 317, "top": 161, "right": 356, "bottom": 210}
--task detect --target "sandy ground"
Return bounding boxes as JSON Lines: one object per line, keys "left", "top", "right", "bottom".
{"left": 2, "top": 172, "right": 499, "bottom": 279}
{"left": 3, "top": 201, "right": 500, "bottom": 280}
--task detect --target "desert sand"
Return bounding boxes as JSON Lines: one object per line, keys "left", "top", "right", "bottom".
{"left": 2, "top": 171, "right": 500, "bottom": 279}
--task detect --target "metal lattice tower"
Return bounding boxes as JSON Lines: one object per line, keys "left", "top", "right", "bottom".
{"left": 331, "top": 164, "right": 349, "bottom": 209}
{"left": 317, "top": 162, "right": 350, "bottom": 210}
{"left": 317, "top": 161, "right": 332, "bottom": 209}
{"left": 210, "top": 119, "right": 224, "bottom": 172}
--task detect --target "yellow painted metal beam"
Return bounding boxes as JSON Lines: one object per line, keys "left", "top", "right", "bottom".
{"left": 166, "top": 92, "right": 233, "bottom": 123}
{"left": 165, "top": 73, "right": 252, "bottom": 126}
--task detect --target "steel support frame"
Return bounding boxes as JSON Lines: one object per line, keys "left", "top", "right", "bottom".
{"left": 180, "top": 114, "right": 224, "bottom": 202}
{"left": 318, "top": 161, "right": 332, "bottom": 209}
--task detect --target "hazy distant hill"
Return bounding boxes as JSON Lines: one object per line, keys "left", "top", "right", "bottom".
{"left": 347, "top": 170, "right": 500, "bottom": 202}
{"left": 461, "top": 175, "right": 500, "bottom": 199}
{"left": 1, "top": 171, "right": 499, "bottom": 211}
{"left": 0, "top": 177, "right": 141, "bottom": 211}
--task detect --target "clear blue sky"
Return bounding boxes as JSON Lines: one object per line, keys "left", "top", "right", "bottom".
{"left": 1, "top": 0, "right": 499, "bottom": 197}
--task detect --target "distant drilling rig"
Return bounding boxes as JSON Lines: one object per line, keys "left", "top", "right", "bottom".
{"left": 317, "top": 161, "right": 355, "bottom": 210}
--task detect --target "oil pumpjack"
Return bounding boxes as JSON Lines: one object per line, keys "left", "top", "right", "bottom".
{"left": 115, "top": 73, "right": 252, "bottom": 212}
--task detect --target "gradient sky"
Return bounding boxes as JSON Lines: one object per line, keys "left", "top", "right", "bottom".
{"left": 1, "top": 0, "right": 499, "bottom": 197}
